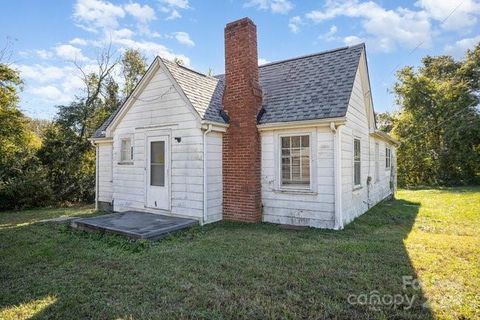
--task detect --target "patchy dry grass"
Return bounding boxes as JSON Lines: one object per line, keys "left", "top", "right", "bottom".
{"left": 0, "top": 187, "right": 478, "bottom": 319}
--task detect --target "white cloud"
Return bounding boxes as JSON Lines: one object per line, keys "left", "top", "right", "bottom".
{"left": 174, "top": 32, "right": 195, "bottom": 47}
{"left": 161, "top": 0, "right": 190, "bottom": 9}
{"left": 20, "top": 0, "right": 193, "bottom": 118}
{"left": 160, "top": 0, "right": 189, "bottom": 20}
{"left": 35, "top": 49, "right": 53, "bottom": 59}
{"left": 306, "top": 0, "right": 432, "bottom": 52}
{"left": 124, "top": 3, "right": 156, "bottom": 24}
{"left": 288, "top": 16, "right": 303, "bottom": 33}
{"left": 416, "top": 0, "right": 480, "bottom": 31}
{"left": 69, "top": 38, "right": 88, "bottom": 46}
{"left": 55, "top": 44, "right": 88, "bottom": 61}
{"left": 343, "top": 35, "right": 364, "bottom": 46}
{"left": 319, "top": 25, "right": 338, "bottom": 41}
{"left": 271, "top": 0, "right": 293, "bottom": 14}
{"left": 445, "top": 35, "right": 480, "bottom": 56}
{"left": 73, "top": 0, "right": 125, "bottom": 31}
{"left": 111, "top": 37, "right": 190, "bottom": 65}
{"left": 16, "top": 64, "right": 71, "bottom": 82}
{"left": 16, "top": 63, "right": 87, "bottom": 109}
{"left": 258, "top": 58, "right": 270, "bottom": 65}
{"left": 110, "top": 28, "right": 135, "bottom": 39}
{"left": 245, "top": 0, "right": 293, "bottom": 14}
{"left": 31, "top": 85, "right": 72, "bottom": 104}
{"left": 18, "top": 62, "right": 120, "bottom": 109}
{"left": 167, "top": 9, "right": 182, "bottom": 20}
{"left": 124, "top": 2, "right": 156, "bottom": 34}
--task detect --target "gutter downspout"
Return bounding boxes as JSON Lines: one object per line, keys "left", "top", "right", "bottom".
{"left": 202, "top": 124, "right": 213, "bottom": 225}
{"left": 95, "top": 143, "right": 99, "bottom": 211}
{"left": 331, "top": 122, "right": 344, "bottom": 230}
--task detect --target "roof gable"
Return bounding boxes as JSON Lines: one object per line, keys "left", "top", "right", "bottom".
{"left": 93, "top": 57, "right": 209, "bottom": 139}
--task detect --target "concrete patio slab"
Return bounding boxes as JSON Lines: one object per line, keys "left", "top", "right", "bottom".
{"left": 71, "top": 211, "right": 198, "bottom": 240}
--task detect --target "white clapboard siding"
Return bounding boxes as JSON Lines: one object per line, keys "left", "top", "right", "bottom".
{"left": 97, "top": 143, "right": 113, "bottom": 202}
{"left": 206, "top": 132, "right": 223, "bottom": 223}
{"left": 341, "top": 53, "right": 394, "bottom": 225}
{"left": 261, "top": 126, "right": 335, "bottom": 228}
{"left": 110, "top": 63, "right": 205, "bottom": 220}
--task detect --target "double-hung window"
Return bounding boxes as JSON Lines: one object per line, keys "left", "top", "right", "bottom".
{"left": 385, "top": 147, "right": 391, "bottom": 169}
{"left": 120, "top": 138, "right": 133, "bottom": 162}
{"left": 281, "top": 135, "right": 310, "bottom": 188}
{"left": 353, "top": 138, "right": 361, "bottom": 187}
{"left": 375, "top": 142, "right": 379, "bottom": 182}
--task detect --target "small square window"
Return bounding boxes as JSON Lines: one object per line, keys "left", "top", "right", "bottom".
{"left": 121, "top": 138, "right": 133, "bottom": 162}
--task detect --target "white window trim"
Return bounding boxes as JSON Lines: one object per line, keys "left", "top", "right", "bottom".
{"left": 375, "top": 142, "right": 379, "bottom": 182}
{"left": 274, "top": 129, "right": 317, "bottom": 193}
{"left": 353, "top": 137, "right": 362, "bottom": 189}
{"left": 385, "top": 146, "right": 391, "bottom": 170}
{"left": 119, "top": 135, "right": 134, "bottom": 164}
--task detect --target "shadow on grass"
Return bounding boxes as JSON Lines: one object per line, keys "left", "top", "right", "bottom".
{"left": 0, "top": 199, "right": 433, "bottom": 319}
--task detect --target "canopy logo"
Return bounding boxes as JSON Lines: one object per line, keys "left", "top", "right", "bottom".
{"left": 347, "top": 276, "right": 422, "bottom": 311}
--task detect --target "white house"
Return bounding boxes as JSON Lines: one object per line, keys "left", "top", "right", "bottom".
{"left": 91, "top": 17, "right": 397, "bottom": 229}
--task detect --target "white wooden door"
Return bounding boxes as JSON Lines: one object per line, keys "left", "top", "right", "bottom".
{"left": 146, "top": 136, "right": 169, "bottom": 210}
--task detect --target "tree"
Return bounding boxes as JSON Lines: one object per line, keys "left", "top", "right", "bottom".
{"left": 28, "top": 118, "right": 51, "bottom": 138}
{"left": 60, "top": 45, "right": 119, "bottom": 140}
{"left": 0, "top": 57, "right": 36, "bottom": 165}
{"left": 392, "top": 43, "right": 480, "bottom": 186}
{"left": 376, "top": 112, "right": 395, "bottom": 133}
{"left": 0, "top": 57, "right": 52, "bottom": 209}
{"left": 37, "top": 124, "right": 94, "bottom": 203}
{"left": 122, "top": 49, "right": 146, "bottom": 97}
{"left": 1, "top": 44, "right": 151, "bottom": 208}
{"left": 58, "top": 47, "right": 145, "bottom": 141}
{"left": 173, "top": 57, "right": 184, "bottom": 66}
{"left": 37, "top": 45, "right": 119, "bottom": 204}
{"left": 36, "top": 47, "right": 146, "bottom": 205}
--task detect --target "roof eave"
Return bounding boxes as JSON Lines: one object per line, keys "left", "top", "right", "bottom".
{"left": 201, "top": 119, "right": 228, "bottom": 127}
{"left": 257, "top": 117, "right": 346, "bottom": 131}
{"left": 89, "top": 136, "right": 113, "bottom": 144}
{"left": 370, "top": 130, "right": 399, "bottom": 145}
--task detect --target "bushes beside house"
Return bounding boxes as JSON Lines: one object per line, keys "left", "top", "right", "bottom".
{"left": 0, "top": 48, "right": 146, "bottom": 210}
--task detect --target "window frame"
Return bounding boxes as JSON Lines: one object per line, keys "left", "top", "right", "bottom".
{"left": 275, "top": 131, "right": 316, "bottom": 193}
{"left": 353, "top": 137, "right": 361, "bottom": 188}
{"left": 119, "top": 137, "right": 134, "bottom": 164}
{"left": 385, "top": 146, "right": 391, "bottom": 170}
{"left": 375, "top": 142, "right": 379, "bottom": 182}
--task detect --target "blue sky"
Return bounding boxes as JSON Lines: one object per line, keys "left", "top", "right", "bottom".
{"left": 2, "top": 0, "right": 479, "bottom": 119}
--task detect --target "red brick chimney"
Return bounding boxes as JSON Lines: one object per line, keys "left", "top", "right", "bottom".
{"left": 222, "top": 17, "right": 263, "bottom": 222}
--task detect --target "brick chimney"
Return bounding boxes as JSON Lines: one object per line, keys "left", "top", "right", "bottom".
{"left": 222, "top": 17, "right": 263, "bottom": 222}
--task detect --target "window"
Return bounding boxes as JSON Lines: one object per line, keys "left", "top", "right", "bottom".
{"left": 354, "top": 138, "right": 361, "bottom": 186}
{"left": 120, "top": 138, "right": 133, "bottom": 162}
{"left": 150, "top": 141, "right": 165, "bottom": 186}
{"left": 386, "top": 147, "right": 391, "bottom": 169}
{"left": 281, "top": 135, "right": 310, "bottom": 187}
{"left": 375, "top": 142, "right": 379, "bottom": 182}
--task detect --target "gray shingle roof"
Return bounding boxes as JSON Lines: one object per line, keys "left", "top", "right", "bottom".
{"left": 162, "top": 59, "right": 225, "bottom": 124}
{"left": 257, "top": 44, "right": 364, "bottom": 123}
{"left": 92, "top": 107, "right": 121, "bottom": 138}
{"left": 92, "top": 44, "right": 364, "bottom": 138}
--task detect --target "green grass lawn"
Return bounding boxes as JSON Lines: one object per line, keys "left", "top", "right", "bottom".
{"left": 1, "top": 187, "right": 479, "bottom": 319}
